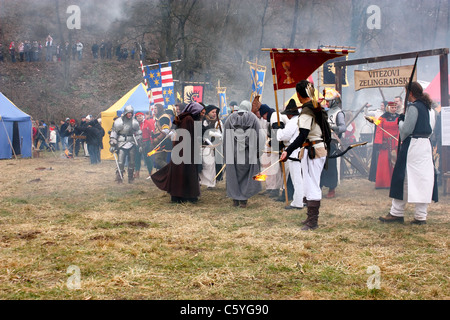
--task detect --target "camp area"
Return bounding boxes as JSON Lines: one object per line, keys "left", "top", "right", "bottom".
{"left": 1, "top": 0, "right": 450, "bottom": 306}
{"left": 0, "top": 154, "right": 449, "bottom": 300}
{"left": 0, "top": 92, "right": 33, "bottom": 160}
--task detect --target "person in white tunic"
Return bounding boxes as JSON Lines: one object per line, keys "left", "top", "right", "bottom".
{"left": 199, "top": 105, "right": 223, "bottom": 188}
{"left": 276, "top": 99, "right": 305, "bottom": 210}
{"left": 281, "top": 80, "right": 328, "bottom": 231}
{"left": 380, "top": 82, "right": 438, "bottom": 225}
{"left": 256, "top": 103, "right": 289, "bottom": 199}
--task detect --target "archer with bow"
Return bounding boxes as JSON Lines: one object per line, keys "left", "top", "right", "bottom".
{"left": 280, "top": 80, "right": 330, "bottom": 231}
{"left": 380, "top": 55, "right": 438, "bottom": 225}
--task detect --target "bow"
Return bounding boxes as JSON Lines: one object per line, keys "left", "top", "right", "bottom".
{"left": 404, "top": 54, "right": 419, "bottom": 115}
{"left": 328, "top": 142, "right": 368, "bottom": 159}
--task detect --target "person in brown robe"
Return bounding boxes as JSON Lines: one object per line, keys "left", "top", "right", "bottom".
{"left": 151, "top": 102, "right": 205, "bottom": 203}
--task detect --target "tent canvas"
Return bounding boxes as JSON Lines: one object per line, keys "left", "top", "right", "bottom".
{"left": 0, "top": 92, "right": 32, "bottom": 159}
{"left": 101, "top": 83, "right": 151, "bottom": 160}
{"left": 424, "top": 72, "right": 450, "bottom": 103}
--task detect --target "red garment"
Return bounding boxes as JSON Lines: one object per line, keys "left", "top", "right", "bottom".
{"left": 374, "top": 116, "right": 399, "bottom": 188}
{"left": 32, "top": 127, "right": 38, "bottom": 140}
{"left": 140, "top": 119, "right": 155, "bottom": 143}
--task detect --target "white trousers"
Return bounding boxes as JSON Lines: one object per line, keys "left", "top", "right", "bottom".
{"left": 199, "top": 147, "right": 216, "bottom": 188}
{"left": 390, "top": 174, "right": 428, "bottom": 221}
{"left": 287, "top": 149, "right": 304, "bottom": 208}
{"left": 301, "top": 151, "right": 326, "bottom": 201}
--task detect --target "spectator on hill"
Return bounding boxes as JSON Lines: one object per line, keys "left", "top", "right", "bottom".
{"left": 99, "top": 40, "right": 106, "bottom": 59}
{"left": 45, "top": 35, "right": 53, "bottom": 62}
{"left": 9, "top": 41, "right": 16, "bottom": 62}
{"left": 18, "top": 42, "right": 24, "bottom": 62}
{"left": 106, "top": 41, "right": 113, "bottom": 59}
{"left": 76, "top": 40, "right": 83, "bottom": 60}
{"left": 92, "top": 42, "right": 99, "bottom": 59}
{"left": 32, "top": 41, "right": 39, "bottom": 62}
{"left": 24, "top": 41, "right": 31, "bottom": 62}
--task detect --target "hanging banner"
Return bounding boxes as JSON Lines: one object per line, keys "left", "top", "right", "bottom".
{"left": 354, "top": 65, "right": 417, "bottom": 91}
{"left": 321, "top": 56, "right": 348, "bottom": 87}
{"left": 184, "top": 85, "right": 203, "bottom": 103}
{"left": 270, "top": 49, "right": 351, "bottom": 90}
{"left": 217, "top": 87, "right": 228, "bottom": 116}
{"left": 249, "top": 62, "right": 266, "bottom": 98}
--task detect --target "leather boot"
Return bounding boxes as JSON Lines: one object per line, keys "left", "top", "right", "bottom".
{"left": 301, "top": 200, "right": 320, "bottom": 231}
{"left": 128, "top": 169, "right": 135, "bottom": 183}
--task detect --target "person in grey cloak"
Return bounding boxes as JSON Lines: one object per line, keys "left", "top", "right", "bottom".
{"left": 223, "top": 100, "right": 264, "bottom": 208}
{"left": 109, "top": 105, "right": 142, "bottom": 183}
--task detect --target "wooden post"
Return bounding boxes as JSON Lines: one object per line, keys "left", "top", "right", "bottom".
{"left": 440, "top": 53, "right": 449, "bottom": 192}
{"left": 269, "top": 51, "right": 289, "bottom": 206}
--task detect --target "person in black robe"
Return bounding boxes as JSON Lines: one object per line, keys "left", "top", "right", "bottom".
{"left": 151, "top": 102, "right": 205, "bottom": 203}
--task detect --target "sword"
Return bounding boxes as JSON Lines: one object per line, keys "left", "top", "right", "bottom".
{"left": 113, "top": 152, "right": 124, "bottom": 181}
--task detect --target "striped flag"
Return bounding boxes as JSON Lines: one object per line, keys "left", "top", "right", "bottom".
{"left": 161, "top": 63, "right": 175, "bottom": 107}
{"left": 146, "top": 66, "right": 164, "bottom": 105}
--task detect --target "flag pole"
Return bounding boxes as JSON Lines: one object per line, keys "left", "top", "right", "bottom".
{"left": 269, "top": 50, "right": 290, "bottom": 207}
{"left": 138, "top": 43, "right": 153, "bottom": 106}
{"left": 249, "top": 58, "right": 259, "bottom": 101}
{"left": 141, "top": 59, "right": 182, "bottom": 68}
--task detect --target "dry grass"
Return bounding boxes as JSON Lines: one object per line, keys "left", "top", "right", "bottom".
{"left": 0, "top": 152, "right": 449, "bottom": 300}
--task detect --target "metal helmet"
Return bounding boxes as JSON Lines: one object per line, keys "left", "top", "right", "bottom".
{"left": 123, "top": 105, "right": 134, "bottom": 116}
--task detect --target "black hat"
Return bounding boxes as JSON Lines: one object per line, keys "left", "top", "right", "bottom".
{"left": 281, "top": 99, "right": 299, "bottom": 115}
{"left": 205, "top": 105, "right": 220, "bottom": 115}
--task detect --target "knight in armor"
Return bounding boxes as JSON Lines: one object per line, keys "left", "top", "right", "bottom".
{"left": 320, "top": 88, "right": 346, "bottom": 199}
{"left": 109, "top": 105, "right": 143, "bottom": 183}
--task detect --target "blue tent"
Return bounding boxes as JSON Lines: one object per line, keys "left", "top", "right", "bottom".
{"left": 0, "top": 92, "right": 32, "bottom": 159}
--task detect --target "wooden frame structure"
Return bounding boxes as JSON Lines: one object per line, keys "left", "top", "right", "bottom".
{"left": 333, "top": 48, "right": 449, "bottom": 193}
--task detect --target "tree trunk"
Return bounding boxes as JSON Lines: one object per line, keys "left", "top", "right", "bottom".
{"left": 289, "top": 0, "right": 299, "bottom": 47}
{"left": 54, "top": 0, "right": 70, "bottom": 89}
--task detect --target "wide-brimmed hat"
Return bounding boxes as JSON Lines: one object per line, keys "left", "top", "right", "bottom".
{"left": 281, "top": 99, "right": 300, "bottom": 115}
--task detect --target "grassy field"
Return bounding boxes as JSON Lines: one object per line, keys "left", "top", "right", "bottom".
{"left": 0, "top": 152, "right": 449, "bottom": 300}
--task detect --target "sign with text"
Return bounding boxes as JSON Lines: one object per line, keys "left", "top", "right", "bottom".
{"left": 441, "top": 106, "right": 450, "bottom": 146}
{"left": 354, "top": 65, "right": 417, "bottom": 91}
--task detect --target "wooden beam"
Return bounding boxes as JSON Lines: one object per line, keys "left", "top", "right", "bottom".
{"left": 333, "top": 48, "right": 449, "bottom": 67}
{"left": 440, "top": 53, "right": 450, "bottom": 176}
